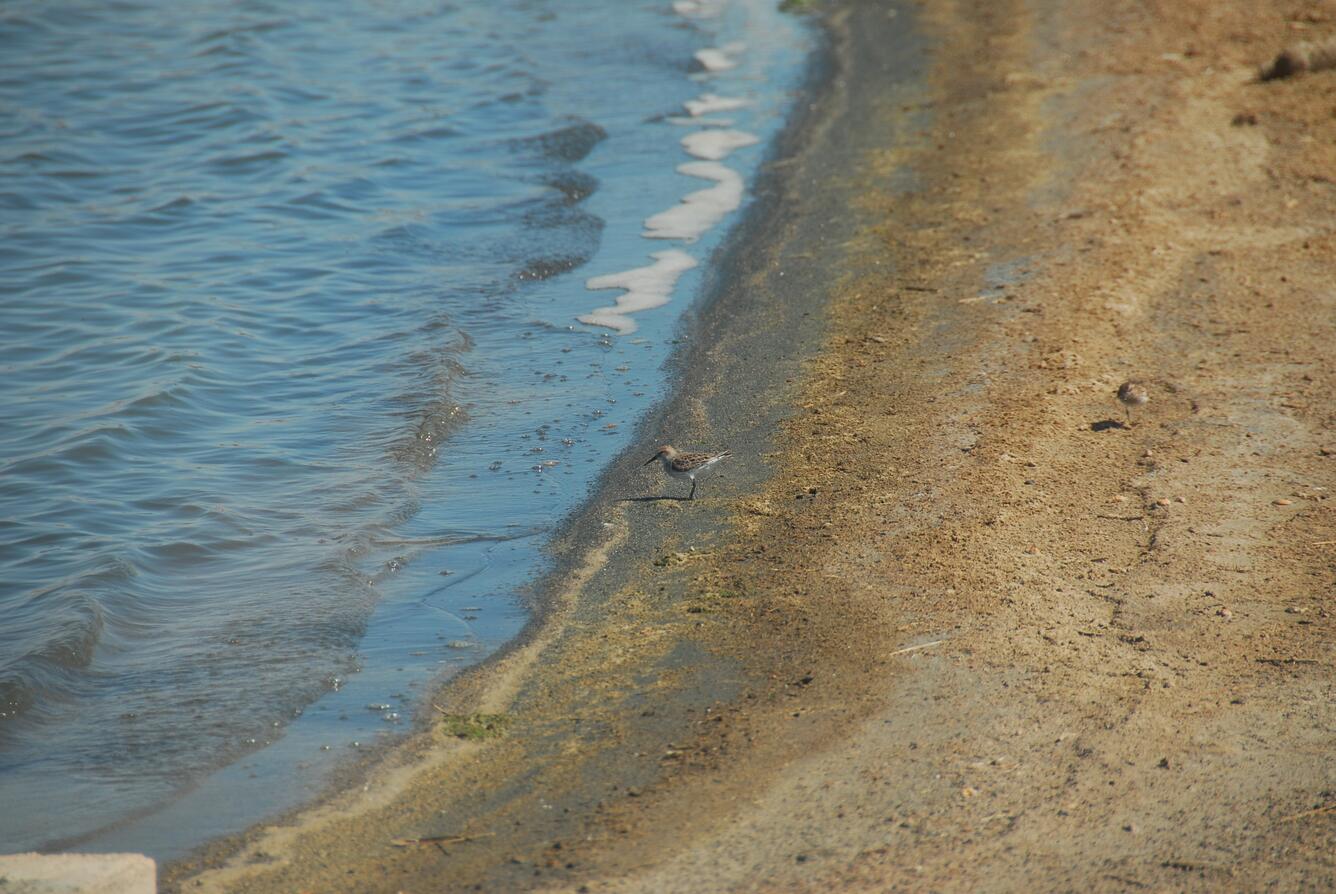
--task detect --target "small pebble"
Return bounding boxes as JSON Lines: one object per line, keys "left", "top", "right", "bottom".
{"left": 1217, "top": 607, "right": 1233, "bottom": 619}
{"left": 1155, "top": 498, "right": 1171, "bottom": 507}
{"left": 1273, "top": 498, "right": 1293, "bottom": 506}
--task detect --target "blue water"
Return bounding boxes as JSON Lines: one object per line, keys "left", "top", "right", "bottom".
{"left": 0, "top": 0, "right": 809, "bottom": 858}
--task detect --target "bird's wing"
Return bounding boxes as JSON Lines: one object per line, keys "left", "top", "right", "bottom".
{"left": 672, "top": 451, "right": 728, "bottom": 472}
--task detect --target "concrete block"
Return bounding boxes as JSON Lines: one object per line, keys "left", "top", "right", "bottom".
{"left": 0, "top": 852, "right": 155, "bottom": 894}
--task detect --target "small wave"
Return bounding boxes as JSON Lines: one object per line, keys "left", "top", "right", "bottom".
{"left": 0, "top": 587, "right": 101, "bottom": 726}
{"left": 119, "top": 386, "right": 191, "bottom": 418}
{"left": 32, "top": 603, "right": 103, "bottom": 671}
{"left": 207, "top": 149, "right": 288, "bottom": 170}
{"left": 390, "top": 331, "right": 472, "bottom": 473}
{"left": 400, "top": 401, "right": 469, "bottom": 472}
{"left": 5, "top": 148, "right": 97, "bottom": 168}
{"left": 369, "top": 526, "right": 546, "bottom": 548}
{"left": 516, "top": 255, "right": 586, "bottom": 282}
{"left": 0, "top": 591, "right": 104, "bottom": 731}
{"left": 193, "top": 20, "right": 287, "bottom": 45}
{"left": 147, "top": 196, "right": 195, "bottom": 213}
{"left": 514, "top": 192, "right": 604, "bottom": 283}
{"left": 47, "top": 169, "right": 103, "bottom": 181}
{"left": 0, "top": 192, "right": 38, "bottom": 211}
{"left": 138, "top": 538, "right": 241, "bottom": 566}
{"left": 511, "top": 119, "right": 607, "bottom": 163}
{"left": 0, "top": 678, "right": 34, "bottom": 724}
{"left": 392, "top": 125, "right": 462, "bottom": 144}
{"left": 55, "top": 430, "right": 132, "bottom": 466}
{"left": 543, "top": 171, "right": 599, "bottom": 204}
{"left": 522, "top": 202, "right": 604, "bottom": 233}
{"left": 266, "top": 191, "right": 360, "bottom": 221}
{"left": 159, "top": 100, "right": 264, "bottom": 134}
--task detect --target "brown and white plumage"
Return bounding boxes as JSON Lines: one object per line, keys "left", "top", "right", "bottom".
{"left": 1116, "top": 381, "right": 1148, "bottom": 425}
{"left": 642, "top": 444, "right": 731, "bottom": 500}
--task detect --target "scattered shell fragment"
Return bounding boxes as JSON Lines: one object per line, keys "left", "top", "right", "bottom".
{"left": 1274, "top": 498, "right": 1294, "bottom": 506}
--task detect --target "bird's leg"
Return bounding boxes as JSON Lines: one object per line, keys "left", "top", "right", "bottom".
{"left": 689, "top": 479, "right": 697, "bottom": 501}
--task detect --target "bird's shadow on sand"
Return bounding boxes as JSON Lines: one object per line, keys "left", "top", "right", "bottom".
{"left": 1090, "top": 419, "right": 1130, "bottom": 432}
{"left": 619, "top": 495, "right": 690, "bottom": 503}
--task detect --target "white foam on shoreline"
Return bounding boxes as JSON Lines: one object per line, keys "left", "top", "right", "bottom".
{"left": 578, "top": 250, "right": 699, "bottom": 334}
{"left": 673, "top": 0, "right": 726, "bottom": 18}
{"left": 578, "top": 9, "right": 754, "bottom": 334}
{"left": 694, "top": 42, "right": 747, "bottom": 72}
{"left": 666, "top": 115, "right": 736, "bottom": 127}
{"left": 694, "top": 48, "right": 736, "bottom": 72}
{"left": 681, "top": 128, "right": 758, "bottom": 160}
{"left": 643, "top": 161, "right": 743, "bottom": 241}
{"left": 684, "top": 92, "right": 751, "bottom": 117}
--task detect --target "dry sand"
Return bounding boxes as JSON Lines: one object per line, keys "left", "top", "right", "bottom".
{"left": 170, "top": 0, "right": 1336, "bottom": 890}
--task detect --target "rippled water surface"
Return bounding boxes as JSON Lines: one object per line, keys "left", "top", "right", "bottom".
{"left": 0, "top": 0, "right": 808, "bottom": 856}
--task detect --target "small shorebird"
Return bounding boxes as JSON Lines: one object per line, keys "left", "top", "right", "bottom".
{"left": 643, "top": 445, "right": 731, "bottom": 500}
{"left": 1116, "top": 381, "right": 1149, "bottom": 426}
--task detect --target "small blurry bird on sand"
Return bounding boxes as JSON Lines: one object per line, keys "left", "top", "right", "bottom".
{"left": 643, "top": 445, "right": 731, "bottom": 501}
{"left": 1116, "top": 381, "right": 1148, "bottom": 427}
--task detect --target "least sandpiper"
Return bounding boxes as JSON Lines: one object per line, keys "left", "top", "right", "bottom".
{"left": 1116, "top": 381, "right": 1148, "bottom": 426}
{"left": 643, "top": 444, "right": 731, "bottom": 500}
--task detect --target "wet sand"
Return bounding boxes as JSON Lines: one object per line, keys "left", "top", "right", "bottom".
{"left": 170, "top": 0, "right": 1336, "bottom": 890}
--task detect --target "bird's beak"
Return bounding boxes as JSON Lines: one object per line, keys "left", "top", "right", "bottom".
{"left": 642, "top": 454, "right": 657, "bottom": 466}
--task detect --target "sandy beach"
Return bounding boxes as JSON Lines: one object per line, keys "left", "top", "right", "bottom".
{"left": 169, "top": 0, "right": 1336, "bottom": 890}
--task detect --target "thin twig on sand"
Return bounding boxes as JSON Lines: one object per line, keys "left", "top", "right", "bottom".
{"left": 888, "top": 639, "right": 946, "bottom": 656}
{"left": 391, "top": 832, "right": 496, "bottom": 848}
{"left": 1163, "top": 858, "right": 1234, "bottom": 875}
{"left": 1278, "top": 803, "right": 1336, "bottom": 822}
